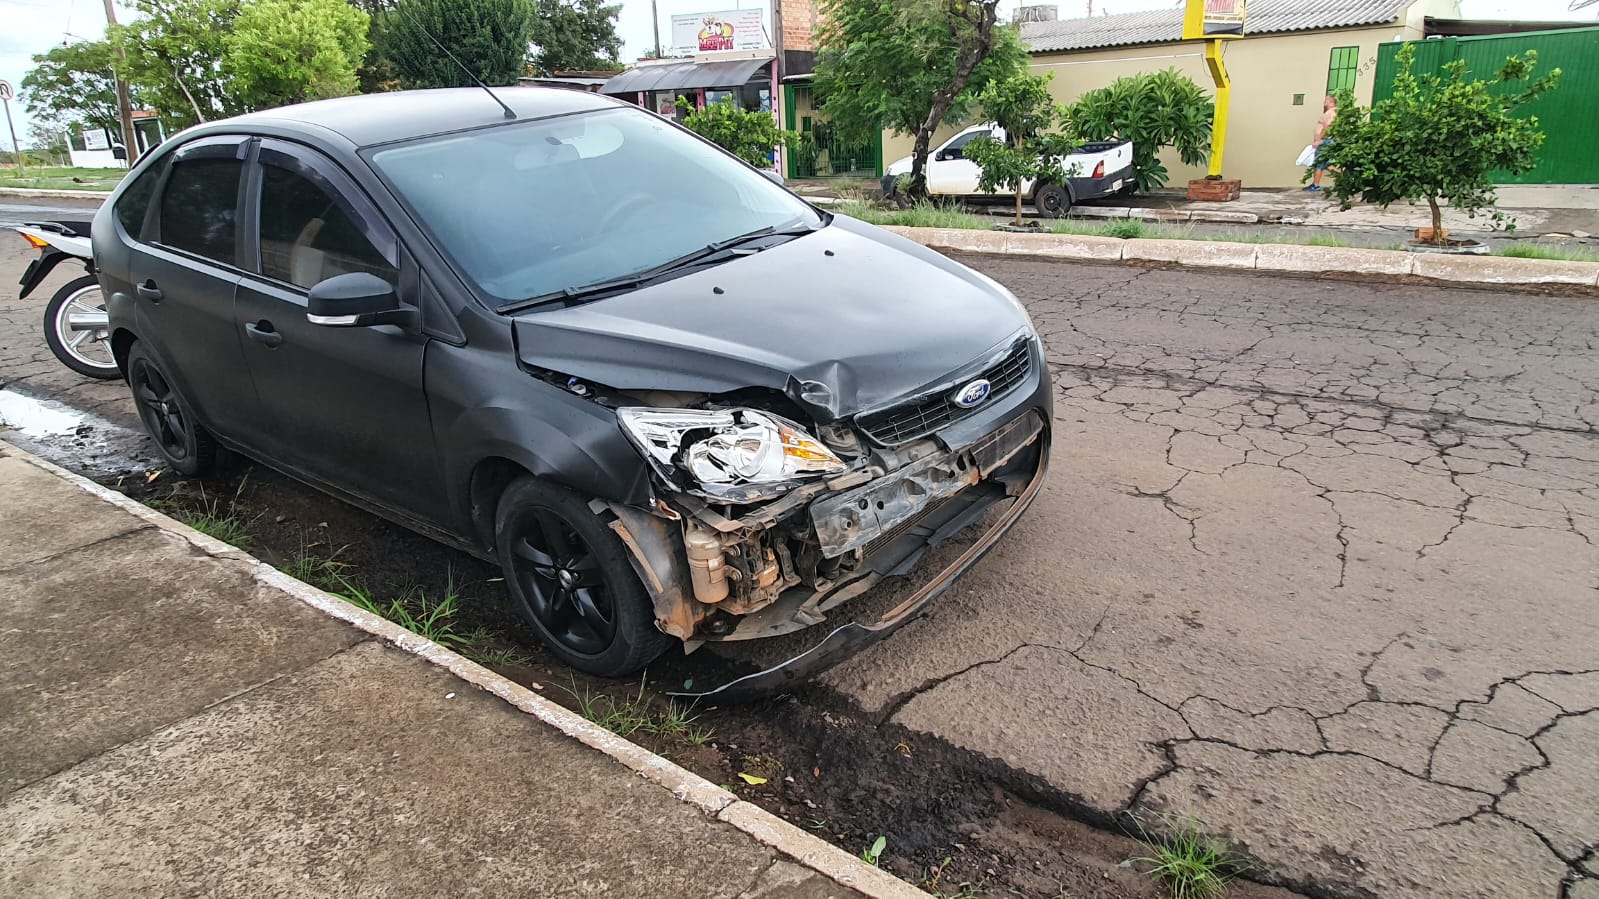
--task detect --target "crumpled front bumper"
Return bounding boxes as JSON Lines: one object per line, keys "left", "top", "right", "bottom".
{"left": 667, "top": 419, "right": 1050, "bottom": 703}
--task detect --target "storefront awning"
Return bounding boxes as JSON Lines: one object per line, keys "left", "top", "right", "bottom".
{"left": 600, "top": 57, "right": 773, "bottom": 96}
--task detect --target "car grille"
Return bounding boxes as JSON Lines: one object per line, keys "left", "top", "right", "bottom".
{"left": 855, "top": 342, "right": 1032, "bottom": 446}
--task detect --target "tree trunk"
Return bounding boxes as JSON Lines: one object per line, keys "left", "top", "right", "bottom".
{"left": 905, "top": 0, "right": 1002, "bottom": 202}
{"left": 1014, "top": 185, "right": 1023, "bottom": 227}
{"left": 908, "top": 129, "right": 933, "bottom": 201}
{"left": 1427, "top": 197, "right": 1443, "bottom": 245}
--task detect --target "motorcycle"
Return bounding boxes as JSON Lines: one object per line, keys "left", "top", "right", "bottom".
{"left": 13, "top": 220, "right": 119, "bottom": 380}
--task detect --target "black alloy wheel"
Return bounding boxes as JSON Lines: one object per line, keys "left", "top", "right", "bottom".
{"left": 126, "top": 342, "right": 215, "bottom": 477}
{"left": 494, "top": 476, "right": 669, "bottom": 676}
{"left": 513, "top": 514, "right": 615, "bottom": 655}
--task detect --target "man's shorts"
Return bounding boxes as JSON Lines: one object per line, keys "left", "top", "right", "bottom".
{"left": 1315, "top": 138, "right": 1335, "bottom": 171}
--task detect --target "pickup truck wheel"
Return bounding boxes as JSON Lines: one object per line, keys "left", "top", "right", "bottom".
{"left": 1034, "top": 184, "right": 1072, "bottom": 218}
{"left": 495, "top": 476, "right": 671, "bottom": 677}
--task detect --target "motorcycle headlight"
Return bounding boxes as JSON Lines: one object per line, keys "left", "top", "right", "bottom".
{"left": 618, "top": 407, "right": 847, "bottom": 502}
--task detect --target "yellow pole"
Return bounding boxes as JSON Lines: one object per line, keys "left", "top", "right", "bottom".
{"left": 1203, "top": 39, "right": 1231, "bottom": 177}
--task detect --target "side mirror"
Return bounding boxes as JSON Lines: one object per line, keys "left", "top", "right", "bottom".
{"left": 306, "top": 272, "right": 413, "bottom": 329}
{"left": 761, "top": 169, "right": 785, "bottom": 187}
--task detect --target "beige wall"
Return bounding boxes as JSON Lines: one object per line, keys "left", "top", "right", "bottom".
{"left": 1031, "top": 25, "right": 1427, "bottom": 188}
{"left": 879, "top": 27, "right": 1402, "bottom": 187}
{"left": 872, "top": 0, "right": 1466, "bottom": 186}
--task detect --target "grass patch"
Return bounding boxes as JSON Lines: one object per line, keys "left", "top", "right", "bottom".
{"left": 332, "top": 571, "right": 470, "bottom": 648}
{"left": 0, "top": 166, "right": 126, "bottom": 192}
{"left": 1499, "top": 242, "right": 1599, "bottom": 263}
{"left": 837, "top": 198, "right": 1387, "bottom": 252}
{"left": 1099, "top": 218, "right": 1147, "bottom": 240}
{"left": 562, "top": 678, "right": 714, "bottom": 745}
{"left": 462, "top": 644, "right": 534, "bottom": 668}
{"left": 833, "top": 199, "right": 993, "bottom": 230}
{"left": 151, "top": 482, "right": 255, "bottom": 548}
{"left": 277, "top": 549, "right": 532, "bottom": 665}
{"left": 1126, "top": 814, "right": 1243, "bottom": 899}
{"left": 283, "top": 538, "right": 350, "bottom": 592}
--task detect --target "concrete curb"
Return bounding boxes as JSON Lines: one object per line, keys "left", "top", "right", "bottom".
{"left": 0, "top": 186, "right": 113, "bottom": 199}
{"left": 1, "top": 442, "right": 928, "bottom": 899}
{"left": 880, "top": 225, "right": 1599, "bottom": 288}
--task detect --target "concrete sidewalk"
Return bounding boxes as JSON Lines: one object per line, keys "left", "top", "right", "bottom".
{"left": 0, "top": 441, "right": 915, "bottom": 898}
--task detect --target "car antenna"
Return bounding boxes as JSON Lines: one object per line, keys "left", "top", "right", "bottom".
{"left": 395, "top": 6, "right": 517, "bottom": 120}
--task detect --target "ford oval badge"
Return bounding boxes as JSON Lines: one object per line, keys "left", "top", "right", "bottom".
{"left": 953, "top": 379, "right": 992, "bottom": 408}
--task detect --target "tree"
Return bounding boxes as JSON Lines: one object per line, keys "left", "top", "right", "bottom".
{"left": 378, "top": 0, "right": 537, "bottom": 88}
{"left": 225, "top": 0, "right": 371, "bottom": 107}
{"left": 111, "top": 0, "right": 244, "bottom": 126}
{"left": 529, "top": 0, "right": 623, "bottom": 73}
{"left": 21, "top": 41, "right": 128, "bottom": 139}
{"left": 965, "top": 73, "right": 1076, "bottom": 227}
{"left": 1320, "top": 43, "right": 1560, "bottom": 244}
{"left": 1069, "top": 69, "right": 1212, "bottom": 192}
{"left": 28, "top": 122, "right": 73, "bottom": 166}
{"left": 815, "top": 0, "right": 1026, "bottom": 201}
{"left": 678, "top": 98, "right": 797, "bottom": 168}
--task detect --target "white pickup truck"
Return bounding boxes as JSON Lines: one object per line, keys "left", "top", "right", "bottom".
{"left": 882, "top": 122, "right": 1136, "bottom": 216}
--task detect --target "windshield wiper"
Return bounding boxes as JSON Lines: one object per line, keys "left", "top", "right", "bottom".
{"left": 500, "top": 220, "right": 823, "bottom": 313}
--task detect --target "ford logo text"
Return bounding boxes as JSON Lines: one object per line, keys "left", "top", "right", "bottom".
{"left": 953, "top": 379, "right": 992, "bottom": 408}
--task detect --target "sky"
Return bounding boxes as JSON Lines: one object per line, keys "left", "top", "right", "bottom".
{"left": 1, "top": 0, "right": 1593, "bottom": 150}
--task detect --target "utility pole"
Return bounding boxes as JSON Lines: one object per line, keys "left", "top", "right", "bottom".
{"left": 652, "top": 0, "right": 662, "bottom": 57}
{"left": 102, "top": 0, "right": 141, "bottom": 166}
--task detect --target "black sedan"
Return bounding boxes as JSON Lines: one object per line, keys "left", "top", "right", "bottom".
{"left": 93, "top": 87, "right": 1051, "bottom": 697}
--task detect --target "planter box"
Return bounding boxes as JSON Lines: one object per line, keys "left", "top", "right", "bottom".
{"left": 1187, "top": 179, "right": 1241, "bottom": 202}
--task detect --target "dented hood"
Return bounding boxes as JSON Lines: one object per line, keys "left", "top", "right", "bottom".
{"left": 512, "top": 216, "right": 1032, "bottom": 420}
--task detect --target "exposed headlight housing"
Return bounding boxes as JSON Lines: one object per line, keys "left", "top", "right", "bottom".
{"left": 618, "top": 407, "right": 847, "bottom": 503}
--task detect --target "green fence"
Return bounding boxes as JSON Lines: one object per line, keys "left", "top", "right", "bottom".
{"left": 783, "top": 84, "right": 882, "bottom": 180}
{"left": 1372, "top": 26, "right": 1599, "bottom": 184}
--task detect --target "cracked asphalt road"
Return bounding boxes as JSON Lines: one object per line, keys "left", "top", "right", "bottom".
{"left": 825, "top": 255, "right": 1599, "bottom": 898}
{"left": 3, "top": 211, "right": 1596, "bottom": 897}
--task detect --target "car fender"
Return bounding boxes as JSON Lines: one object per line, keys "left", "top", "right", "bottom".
{"left": 439, "top": 399, "right": 653, "bottom": 536}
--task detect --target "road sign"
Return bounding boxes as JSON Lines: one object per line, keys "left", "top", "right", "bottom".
{"left": 0, "top": 79, "right": 21, "bottom": 174}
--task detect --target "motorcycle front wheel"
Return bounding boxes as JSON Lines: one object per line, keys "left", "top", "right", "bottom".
{"left": 44, "top": 275, "right": 119, "bottom": 380}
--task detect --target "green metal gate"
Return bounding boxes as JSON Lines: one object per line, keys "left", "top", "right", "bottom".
{"left": 1372, "top": 26, "right": 1599, "bottom": 184}
{"left": 783, "top": 84, "right": 882, "bottom": 180}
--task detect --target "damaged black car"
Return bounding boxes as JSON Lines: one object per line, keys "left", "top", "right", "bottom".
{"left": 93, "top": 88, "right": 1051, "bottom": 698}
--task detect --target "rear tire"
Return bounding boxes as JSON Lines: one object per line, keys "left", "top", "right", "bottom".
{"left": 1034, "top": 183, "right": 1073, "bottom": 218}
{"left": 44, "top": 275, "right": 119, "bottom": 379}
{"left": 494, "top": 476, "right": 671, "bottom": 677}
{"left": 126, "top": 342, "right": 216, "bottom": 477}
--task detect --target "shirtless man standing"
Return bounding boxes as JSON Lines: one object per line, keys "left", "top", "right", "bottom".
{"left": 1304, "top": 94, "right": 1337, "bottom": 192}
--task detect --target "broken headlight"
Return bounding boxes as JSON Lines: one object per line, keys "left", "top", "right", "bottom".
{"left": 618, "top": 407, "right": 846, "bottom": 502}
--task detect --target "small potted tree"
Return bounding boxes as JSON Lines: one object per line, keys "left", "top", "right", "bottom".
{"left": 965, "top": 73, "right": 1078, "bottom": 229}
{"left": 1318, "top": 44, "right": 1560, "bottom": 253}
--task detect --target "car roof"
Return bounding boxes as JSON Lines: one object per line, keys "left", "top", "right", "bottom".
{"left": 226, "top": 87, "right": 622, "bottom": 148}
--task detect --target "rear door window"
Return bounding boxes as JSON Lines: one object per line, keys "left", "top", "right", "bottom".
{"left": 158, "top": 157, "right": 244, "bottom": 266}
{"left": 114, "top": 164, "right": 162, "bottom": 240}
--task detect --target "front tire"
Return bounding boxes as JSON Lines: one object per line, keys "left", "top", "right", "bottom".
{"left": 126, "top": 342, "right": 216, "bottom": 477}
{"left": 494, "top": 476, "right": 670, "bottom": 676}
{"left": 1034, "top": 183, "right": 1073, "bottom": 218}
{"left": 44, "top": 275, "right": 119, "bottom": 379}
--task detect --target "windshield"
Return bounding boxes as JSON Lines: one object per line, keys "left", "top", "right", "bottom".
{"left": 368, "top": 107, "right": 823, "bottom": 307}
